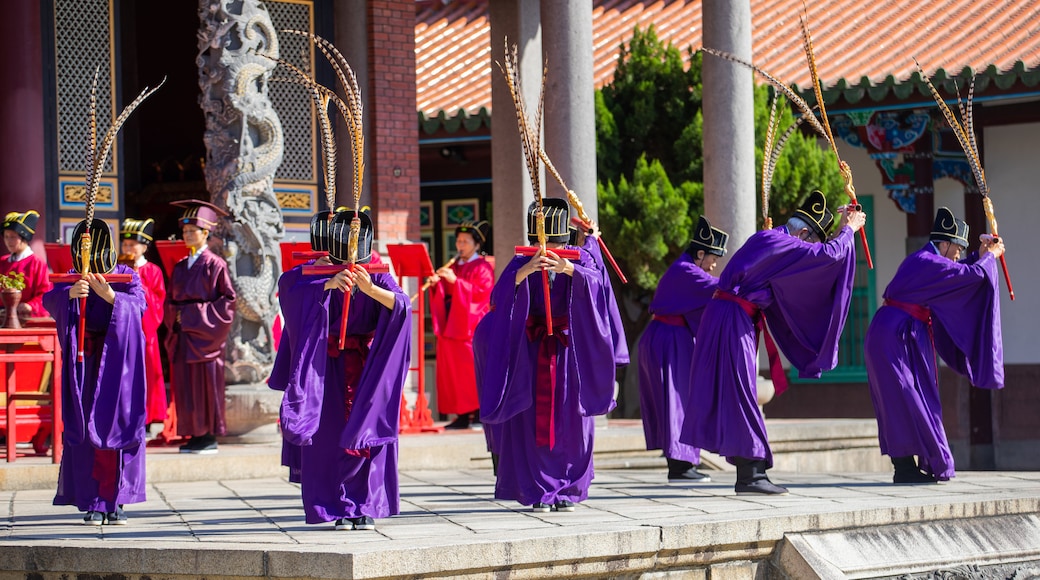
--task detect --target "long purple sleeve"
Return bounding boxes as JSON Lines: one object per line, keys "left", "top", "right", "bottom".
{"left": 581, "top": 236, "right": 629, "bottom": 366}
{"left": 43, "top": 263, "right": 147, "bottom": 450}
{"left": 276, "top": 271, "right": 411, "bottom": 449}
{"left": 682, "top": 226, "right": 858, "bottom": 466}
{"left": 865, "top": 242, "right": 1003, "bottom": 480}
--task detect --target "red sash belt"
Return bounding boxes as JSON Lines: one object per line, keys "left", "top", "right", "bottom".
{"left": 884, "top": 298, "right": 937, "bottom": 386}
{"left": 712, "top": 289, "right": 790, "bottom": 396}
{"left": 883, "top": 298, "right": 930, "bottom": 323}
{"left": 526, "top": 316, "right": 570, "bottom": 449}
{"left": 328, "top": 334, "right": 373, "bottom": 458}
{"left": 652, "top": 314, "right": 687, "bottom": 328}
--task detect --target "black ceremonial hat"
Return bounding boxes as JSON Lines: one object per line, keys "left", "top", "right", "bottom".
{"left": 71, "top": 218, "right": 117, "bottom": 275}
{"left": 455, "top": 220, "right": 490, "bottom": 245}
{"left": 792, "top": 190, "right": 834, "bottom": 242}
{"left": 930, "top": 207, "right": 969, "bottom": 248}
{"left": 309, "top": 207, "right": 348, "bottom": 253}
{"left": 170, "top": 199, "right": 228, "bottom": 230}
{"left": 120, "top": 217, "right": 155, "bottom": 244}
{"left": 328, "top": 209, "right": 374, "bottom": 265}
{"left": 3, "top": 210, "right": 40, "bottom": 242}
{"left": 686, "top": 215, "right": 729, "bottom": 257}
{"left": 527, "top": 198, "right": 570, "bottom": 244}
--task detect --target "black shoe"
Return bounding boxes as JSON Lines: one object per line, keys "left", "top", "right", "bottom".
{"left": 186, "top": 434, "right": 218, "bottom": 455}
{"left": 352, "top": 516, "right": 375, "bottom": 531}
{"left": 444, "top": 415, "right": 471, "bottom": 430}
{"left": 733, "top": 457, "right": 787, "bottom": 495}
{"left": 891, "top": 456, "right": 938, "bottom": 484}
{"left": 734, "top": 479, "right": 789, "bottom": 495}
{"left": 552, "top": 500, "right": 576, "bottom": 512}
{"left": 334, "top": 517, "right": 353, "bottom": 531}
{"left": 105, "top": 506, "right": 128, "bottom": 525}
{"left": 670, "top": 468, "right": 712, "bottom": 483}
{"left": 83, "top": 511, "right": 104, "bottom": 526}
{"left": 178, "top": 439, "right": 194, "bottom": 454}
{"left": 531, "top": 502, "right": 550, "bottom": 513}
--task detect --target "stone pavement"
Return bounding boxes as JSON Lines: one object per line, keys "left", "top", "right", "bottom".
{"left": 2, "top": 466, "right": 1040, "bottom": 578}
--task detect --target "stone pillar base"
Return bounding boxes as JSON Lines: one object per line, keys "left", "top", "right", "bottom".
{"left": 221, "top": 383, "right": 282, "bottom": 444}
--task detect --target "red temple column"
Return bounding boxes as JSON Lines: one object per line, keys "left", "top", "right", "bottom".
{"left": 0, "top": 0, "right": 48, "bottom": 248}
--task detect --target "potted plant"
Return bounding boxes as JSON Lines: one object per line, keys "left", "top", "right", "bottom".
{"left": 0, "top": 271, "right": 27, "bottom": 329}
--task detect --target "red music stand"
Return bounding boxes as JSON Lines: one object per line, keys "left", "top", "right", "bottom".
{"left": 385, "top": 243, "right": 441, "bottom": 434}
{"left": 280, "top": 241, "right": 317, "bottom": 272}
{"left": 44, "top": 243, "right": 74, "bottom": 275}
{"left": 154, "top": 241, "right": 190, "bottom": 278}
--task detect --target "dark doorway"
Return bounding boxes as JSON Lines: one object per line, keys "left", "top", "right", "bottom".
{"left": 119, "top": 1, "right": 208, "bottom": 243}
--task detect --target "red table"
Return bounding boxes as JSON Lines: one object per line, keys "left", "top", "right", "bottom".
{"left": 0, "top": 327, "right": 63, "bottom": 462}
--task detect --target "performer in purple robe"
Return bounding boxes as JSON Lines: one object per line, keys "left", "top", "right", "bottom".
{"left": 271, "top": 210, "right": 411, "bottom": 531}
{"left": 639, "top": 216, "right": 728, "bottom": 482}
{"left": 865, "top": 207, "right": 1004, "bottom": 483}
{"left": 480, "top": 199, "right": 616, "bottom": 512}
{"left": 682, "top": 191, "right": 866, "bottom": 494}
{"left": 2, "top": 210, "right": 53, "bottom": 319}
{"left": 44, "top": 219, "right": 147, "bottom": 525}
{"left": 164, "top": 200, "right": 236, "bottom": 454}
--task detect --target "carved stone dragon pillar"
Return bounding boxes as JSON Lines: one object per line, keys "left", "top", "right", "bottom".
{"left": 197, "top": 0, "right": 285, "bottom": 385}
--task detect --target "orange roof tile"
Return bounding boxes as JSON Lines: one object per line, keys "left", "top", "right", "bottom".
{"left": 416, "top": 0, "right": 1040, "bottom": 116}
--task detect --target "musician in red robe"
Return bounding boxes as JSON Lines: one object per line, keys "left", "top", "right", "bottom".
{"left": 1, "top": 210, "right": 52, "bottom": 319}
{"left": 120, "top": 218, "right": 167, "bottom": 426}
{"left": 428, "top": 221, "right": 495, "bottom": 429}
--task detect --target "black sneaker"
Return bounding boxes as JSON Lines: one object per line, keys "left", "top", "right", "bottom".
{"left": 83, "top": 511, "right": 104, "bottom": 526}
{"left": 353, "top": 516, "right": 375, "bottom": 531}
{"left": 668, "top": 468, "right": 712, "bottom": 483}
{"left": 178, "top": 439, "right": 194, "bottom": 454}
{"left": 552, "top": 500, "right": 576, "bottom": 512}
{"left": 105, "top": 506, "right": 128, "bottom": 525}
{"left": 334, "top": 518, "right": 353, "bottom": 531}
{"left": 734, "top": 479, "right": 789, "bottom": 495}
{"left": 530, "top": 502, "right": 550, "bottom": 513}
{"left": 187, "top": 434, "right": 218, "bottom": 455}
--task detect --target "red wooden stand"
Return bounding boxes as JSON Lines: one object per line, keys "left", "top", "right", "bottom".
{"left": 1, "top": 327, "right": 62, "bottom": 463}
{"left": 385, "top": 243, "right": 441, "bottom": 434}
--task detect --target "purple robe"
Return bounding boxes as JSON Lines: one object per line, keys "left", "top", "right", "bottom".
{"left": 638, "top": 252, "right": 718, "bottom": 463}
{"left": 44, "top": 264, "right": 148, "bottom": 512}
{"left": 865, "top": 243, "right": 1002, "bottom": 480}
{"left": 479, "top": 249, "right": 616, "bottom": 506}
{"left": 681, "top": 226, "right": 857, "bottom": 467}
{"left": 581, "top": 236, "right": 630, "bottom": 366}
{"left": 164, "top": 248, "right": 236, "bottom": 437}
{"left": 270, "top": 268, "right": 411, "bottom": 524}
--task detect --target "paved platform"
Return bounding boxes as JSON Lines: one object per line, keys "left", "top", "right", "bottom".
{"left": 2, "top": 421, "right": 1038, "bottom": 578}
{"left": 3, "top": 470, "right": 1040, "bottom": 578}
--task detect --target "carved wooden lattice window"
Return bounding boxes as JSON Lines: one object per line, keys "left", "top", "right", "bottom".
{"left": 267, "top": 0, "right": 317, "bottom": 185}
{"left": 54, "top": 0, "right": 114, "bottom": 176}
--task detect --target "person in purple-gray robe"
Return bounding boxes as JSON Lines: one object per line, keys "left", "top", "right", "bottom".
{"left": 639, "top": 216, "right": 728, "bottom": 483}
{"left": 681, "top": 191, "right": 866, "bottom": 495}
{"left": 865, "top": 207, "right": 1004, "bottom": 484}
{"left": 480, "top": 199, "right": 616, "bottom": 512}
{"left": 164, "top": 200, "right": 236, "bottom": 455}
{"left": 271, "top": 210, "right": 411, "bottom": 531}
{"left": 44, "top": 219, "right": 147, "bottom": 525}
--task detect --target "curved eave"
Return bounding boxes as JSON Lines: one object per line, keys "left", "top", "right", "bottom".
{"left": 418, "top": 107, "right": 492, "bottom": 135}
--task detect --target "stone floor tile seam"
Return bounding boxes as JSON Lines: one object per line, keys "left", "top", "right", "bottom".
{"left": 216, "top": 480, "right": 302, "bottom": 544}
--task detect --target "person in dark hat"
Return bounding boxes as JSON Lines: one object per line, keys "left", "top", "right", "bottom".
{"left": 43, "top": 218, "right": 148, "bottom": 525}
{"left": 865, "top": 207, "right": 1005, "bottom": 484}
{"left": 427, "top": 220, "right": 495, "bottom": 430}
{"left": 680, "top": 191, "right": 866, "bottom": 495}
{"left": 479, "top": 197, "right": 617, "bottom": 512}
{"left": 270, "top": 209, "right": 411, "bottom": 531}
{"left": 638, "top": 215, "right": 729, "bottom": 483}
{"left": 120, "top": 218, "right": 168, "bottom": 428}
{"left": 1, "top": 210, "right": 53, "bottom": 319}
{"left": 164, "top": 199, "right": 236, "bottom": 455}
